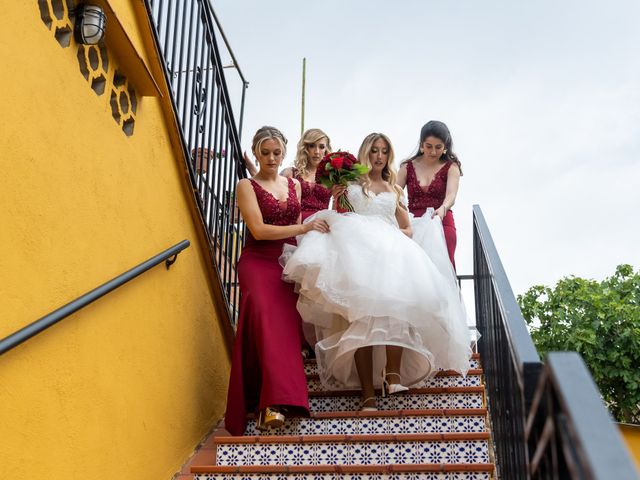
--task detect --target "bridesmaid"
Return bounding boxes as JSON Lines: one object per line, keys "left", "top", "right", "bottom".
{"left": 225, "top": 126, "right": 329, "bottom": 435}
{"left": 281, "top": 128, "right": 333, "bottom": 220}
{"left": 397, "top": 120, "right": 462, "bottom": 269}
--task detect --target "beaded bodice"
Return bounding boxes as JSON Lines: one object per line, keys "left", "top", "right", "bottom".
{"left": 406, "top": 160, "right": 451, "bottom": 213}
{"left": 249, "top": 177, "right": 301, "bottom": 226}
{"left": 293, "top": 168, "right": 331, "bottom": 213}
{"left": 346, "top": 184, "right": 399, "bottom": 226}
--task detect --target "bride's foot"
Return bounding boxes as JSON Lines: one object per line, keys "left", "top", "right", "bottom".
{"left": 382, "top": 371, "right": 409, "bottom": 397}
{"left": 360, "top": 396, "right": 378, "bottom": 412}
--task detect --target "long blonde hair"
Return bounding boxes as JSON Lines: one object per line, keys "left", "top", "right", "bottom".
{"left": 357, "top": 133, "right": 405, "bottom": 208}
{"left": 294, "top": 128, "right": 332, "bottom": 177}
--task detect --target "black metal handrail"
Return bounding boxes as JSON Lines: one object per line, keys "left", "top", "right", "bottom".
{"left": 472, "top": 205, "right": 543, "bottom": 479}
{"left": 146, "top": 0, "right": 247, "bottom": 327}
{"left": 0, "top": 240, "right": 190, "bottom": 356}
{"left": 526, "top": 352, "right": 638, "bottom": 479}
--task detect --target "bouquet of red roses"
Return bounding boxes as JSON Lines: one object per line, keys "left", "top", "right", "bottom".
{"left": 316, "top": 151, "right": 369, "bottom": 212}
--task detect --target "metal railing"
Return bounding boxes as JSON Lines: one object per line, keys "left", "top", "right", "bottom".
{"left": 526, "top": 352, "right": 638, "bottom": 479}
{"left": 146, "top": 0, "right": 247, "bottom": 326}
{"left": 472, "top": 204, "right": 638, "bottom": 478}
{"left": 0, "top": 240, "right": 190, "bottom": 356}
{"left": 473, "top": 204, "right": 543, "bottom": 479}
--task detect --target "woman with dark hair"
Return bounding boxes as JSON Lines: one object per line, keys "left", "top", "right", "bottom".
{"left": 225, "top": 126, "right": 329, "bottom": 435}
{"left": 397, "top": 120, "right": 461, "bottom": 269}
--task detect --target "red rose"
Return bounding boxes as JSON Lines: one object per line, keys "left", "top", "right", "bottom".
{"left": 343, "top": 157, "right": 354, "bottom": 169}
{"left": 330, "top": 156, "right": 344, "bottom": 169}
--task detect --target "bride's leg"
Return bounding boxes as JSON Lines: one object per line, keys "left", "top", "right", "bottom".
{"left": 385, "top": 345, "right": 403, "bottom": 379}
{"left": 384, "top": 346, "right": 408, "bottom": 395}
{"left": 354, "top": 346, "right": 376, "bottom": 409}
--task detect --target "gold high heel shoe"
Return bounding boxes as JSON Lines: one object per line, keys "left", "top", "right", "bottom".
{"left": 256, "top": 406, "right": 285, "bottom": 432}
{"left": 381, "top": 369, "right": 409, "bottom": 397}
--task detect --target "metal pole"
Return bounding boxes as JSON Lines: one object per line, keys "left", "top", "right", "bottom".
{"left": 301, "top": 57, "right": 306, "bottom": 136}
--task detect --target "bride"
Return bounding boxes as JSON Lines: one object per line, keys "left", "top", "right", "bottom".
{"left": 281, "top": 133, "right": 471, "bottom": 410}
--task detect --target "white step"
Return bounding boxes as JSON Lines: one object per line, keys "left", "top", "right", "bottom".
{"left": 244, "top": 410, "right": 487, "bottom": 436}
{"left": 214, "top": 434, "right": 490, "bottom": 466}
{"left": 308, "top": 388, "right": 484, "bottom": 413}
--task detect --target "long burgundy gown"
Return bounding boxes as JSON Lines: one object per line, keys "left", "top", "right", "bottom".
{"left": 406, "top": 160, "right": 457, "bottom": 269}
{"left": 292, "top": 168, "right": 331, "bottom": 220}
{"left": 225, "top": 177, "right": 309, "bottom": 436}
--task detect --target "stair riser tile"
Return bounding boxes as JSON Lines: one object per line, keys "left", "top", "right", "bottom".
{"left": 307, "top": 376, "right": 482, "bottom": 392}
{"left": 309, "top": 393, "right": 483, "bottom": 413}
{"left": 304, "top": 359, "right": 480, "bottom": 376}
{"left": 196, "top": 474, "right": 492, "bottom": 480}
{"left": 216, "top": 439, "right": 489, "bottom": 466}
{"left": 245, "top": 415, "right": 486, "bottom": 436}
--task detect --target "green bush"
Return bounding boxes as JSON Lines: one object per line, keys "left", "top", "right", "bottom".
{"left": 518, "top": 264, "right": 640, "bottom": 423}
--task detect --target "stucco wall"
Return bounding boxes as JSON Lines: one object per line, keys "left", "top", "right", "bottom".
{"left": 0, "top": 2, "right": 231, "bottom": 479}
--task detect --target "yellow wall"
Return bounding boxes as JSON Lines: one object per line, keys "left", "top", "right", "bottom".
{"left": 0, "top": 2, "right": 231, "bottom": 479}
{"left": 620, "top": 424, "right": 640, "bottom": 472}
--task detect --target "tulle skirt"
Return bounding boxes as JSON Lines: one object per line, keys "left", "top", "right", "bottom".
{"left": 280, "top": 209, "right": 472, "bottom": 390}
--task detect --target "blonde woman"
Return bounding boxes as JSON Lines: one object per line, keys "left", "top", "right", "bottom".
{"left": 281, "top": 128, "right": 333, "bottom": 220}
{"left": 225, "top": 126, "right": 329, "bottom": 435}
{"left": 245, "top": 128, "right": 333, "bottom": 220}
{"left": 282, "top": 133, "right": 472, "bottom": 411}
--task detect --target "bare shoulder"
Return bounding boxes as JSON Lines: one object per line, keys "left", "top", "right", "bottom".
{"left": 237, "top": 178, "right": 253, "bottom": 190}
{"left": 281, "top": 167, "right": 294, "bottom": 177}
{"left": 448, "top": 163, "right": 461, "bottom": 176}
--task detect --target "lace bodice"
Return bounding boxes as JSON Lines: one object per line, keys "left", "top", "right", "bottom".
{"left": 292, "top": 168, "right": 331, "bottom": 214}
{"left": 346, "top": 184, "right": 400, "bottom": 226}
{"left": 406, "top": 160, "right": 451, "bottom": 215}
{"left": 249, "top": 177, "right": 301, "bottom": 226}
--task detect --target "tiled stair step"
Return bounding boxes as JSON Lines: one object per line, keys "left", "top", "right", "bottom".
{"left": 309, "top": 387, "right": 484, "bottom": 412}
{"left": 212, "top": 432, "right": 490, "bottom": 466}
{"left": 193, "top": 463, "right": 494, "bottom": 479}
{"left": 304, "top": 356, "right": 480, "bottom": 376}
{"left": 244, "top": 408, "right": 487, "bottom": 436}
{"left": 306, "top": 369, "right": 483, "bottom": 392}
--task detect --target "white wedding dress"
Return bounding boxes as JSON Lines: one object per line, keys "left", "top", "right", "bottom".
{"left": 281, "top": 184, "right": 471, "bottom": 390}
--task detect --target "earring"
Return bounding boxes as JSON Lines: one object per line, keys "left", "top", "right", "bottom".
{"left": 443, "top": 149, "right": 448, "bottom": 154}
{"left": 419, "top": 148, "right": 423, "bottom": 154}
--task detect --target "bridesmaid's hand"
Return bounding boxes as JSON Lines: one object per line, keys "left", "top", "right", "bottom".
{"left": 303, "top": 218, "right": 330, "bottom": 234}
{"left": 330, "top": 184, "right": 347, "bottom": 200}
{"left": 433, "top": 205, "right": 447, "bottom": 220}
{"left": 243, "top": 151, "right": 258, "bottom": 177}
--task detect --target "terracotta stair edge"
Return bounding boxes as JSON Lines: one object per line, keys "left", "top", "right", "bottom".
{"left": 309, "top": 386, "right": 484, "bottom": 397}
{"left": 306, "top": 369, "right": 483, "bottom": 380}
{"left": 214, "top": 431, "right": 491, "bottom": 444}
{"left": 245, "top": 407, "right": 488, "bottom": 421}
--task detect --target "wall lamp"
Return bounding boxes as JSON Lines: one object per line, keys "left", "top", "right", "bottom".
{"left": 74, "top": 4, "right": 107, "bottom": 45}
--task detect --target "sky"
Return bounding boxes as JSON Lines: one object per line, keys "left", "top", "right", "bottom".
{"left": 212, "top": 0, "right": 640, "bottom": 299}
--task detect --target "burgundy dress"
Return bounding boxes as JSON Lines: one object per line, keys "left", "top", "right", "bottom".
{"left": 292, "top": 168, "right": 331, "bottom": 220}
{"left": 406, "top": 160, "right": 457, "bottom": 269}
{"left": 225, "top": 177, "right": 310, "bottom": 436}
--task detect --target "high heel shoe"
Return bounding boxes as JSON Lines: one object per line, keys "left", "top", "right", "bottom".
{"left": 360, "top": 396, "right": 378, "bottom": 412}
{"left": 381, "top": 369, "right": 409, "bottom": 397}
{"left": 256, "top": 406, "right": 285, "bottom": 432}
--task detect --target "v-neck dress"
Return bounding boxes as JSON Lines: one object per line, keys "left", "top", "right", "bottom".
{"left": 406, "top": 160, "right": 457, "bottom": 269}
{"left": 225, "top": 177, "right": 309, "bottom": 435}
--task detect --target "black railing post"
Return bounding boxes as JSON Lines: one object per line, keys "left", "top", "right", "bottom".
{"left": 146, "top": 0, "right": 247, "bottom": 327}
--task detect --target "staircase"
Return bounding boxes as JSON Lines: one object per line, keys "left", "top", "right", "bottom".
{"left": 187, "top": 353, "right": 496, "bottom": 479}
